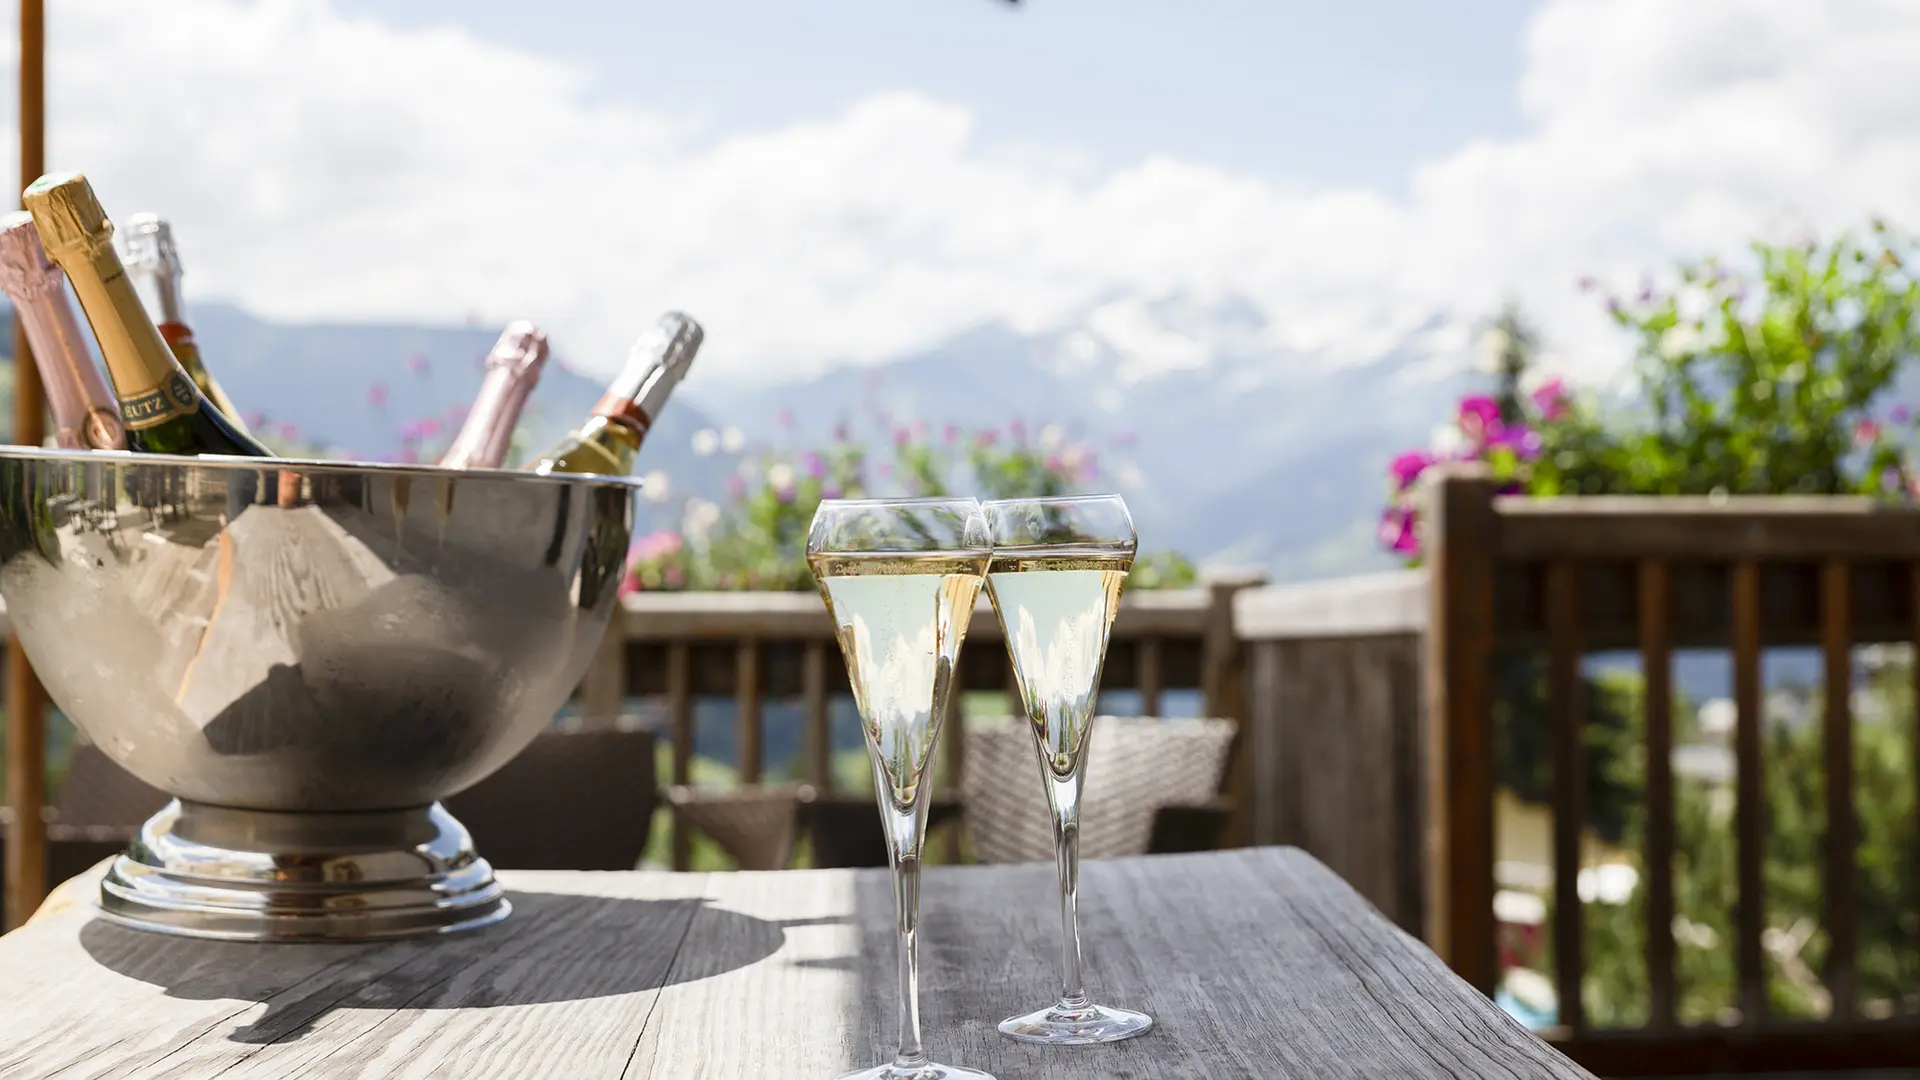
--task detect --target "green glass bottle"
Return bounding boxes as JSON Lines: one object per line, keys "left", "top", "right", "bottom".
{"left": 531, "top": 312, "right": 702, "bottom": 476}
{"left": 23, "top": 171, "right": 269, "bottom": 457}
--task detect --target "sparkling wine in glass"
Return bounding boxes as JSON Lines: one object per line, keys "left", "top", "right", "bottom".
{"left": 808, "top": 497, "right": 997, "bottom": 1080}
{"left": 985, "top": 494, "right": 1152, "bottom": 1045}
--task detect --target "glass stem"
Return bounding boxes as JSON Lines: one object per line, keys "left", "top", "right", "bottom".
{"left": 892, "top": 854, "right": 928, "bottom": 1072}
{"left": 1051, "top": 777, "right": 1089, "bottom": 1012}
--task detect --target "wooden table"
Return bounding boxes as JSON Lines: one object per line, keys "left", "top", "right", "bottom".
{"left": 0, "top": 848, "right": 1591, "bottom": 1079}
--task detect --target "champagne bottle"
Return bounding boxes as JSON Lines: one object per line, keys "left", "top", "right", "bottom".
{"left": 438, "top": 320, "right": 550, "bottom": 469}
{"left": 530, "top": 312, "right": 702, "bottom": 476}
{"left": 118, "top": 212, "right": 249, "bottom": 432}
{"left": 23, "top": 172, "right": 270, "bottom": 457}
{"left": 0, "top": 212, "right": 126, "bottom": 449}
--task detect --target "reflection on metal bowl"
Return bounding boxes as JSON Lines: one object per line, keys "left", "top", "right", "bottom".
{"left": 0, "top": 448, "right": 639, "bottom": 941}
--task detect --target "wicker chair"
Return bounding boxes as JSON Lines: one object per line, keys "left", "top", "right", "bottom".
{"left": 443, "top": 728, "right": 657, "bottom": 871}
{"left": 666, "top": 784, "right": 813, "bottom": 871}
{"left": 962, "top": 716, "right": 1237, "bottom": 864}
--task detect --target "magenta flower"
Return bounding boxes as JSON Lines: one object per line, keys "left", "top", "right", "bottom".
{"left": 975, "top": 430, "right": 998, "bottom": 449}
{"left": 278, "top": 422, "right": 301, "bottom": 441}
{"left": 800, "top": 450, "right": 825, "bottom": 478}
{"left": 1010, "top": 419, "right": 1028, "bottom": 443}
{"left": 1893, "top": 405, "right": 1913, "bottom": 425}
{"left": 1489, "top": 424, "right": 1544, "bottom": 461}
{"left": 1856, "top": 419, "right": 1884, "bottom": 446}
{"left": 1044, "top": 453, "right": 1064, "bottom": 472}
{"left": 405, "top": 353, "right": 430, "bottom": 376}
{"left": 943, "top": 423, "right": 960, "bottom": 445}
{"left": 1389, "top": 451, "right": 1436, "bottom": 492}
{"left": 893, "top": 427, "right": 912, "bottom": 448}
{"left": 822, "top": 483, "right": 843, "bottom": 499}
{"left": 367, "top": 382, "right": 390, "bottom": 409}
{"left": 244, "top": 411, "right": 268, "bottom": 430}
{"left": 1378, "top": 507, "right": 1420, "bottom": 556}
{"left": 1530, "top": 378, "right": 1569, "bottom": 421}
{"left": 419, "top": 418, "right": 442, "bottom": 439}
{"left": 1457, "top": 395, "right": 1501, "bottom": 441}
{"left": 1577, "top": 276, "right": 1596, "bottom": 293}
{"left": 833, "top": 422, "right": 851, "bottom": 442}
{"left": 776, "top": 408, "right": 795, "bottom": 429}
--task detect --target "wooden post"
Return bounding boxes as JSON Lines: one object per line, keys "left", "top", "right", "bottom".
{"left": 1421, "top": 465, "right": 1499, "bottom": 995}
{"left": 578, "top": 602, "right": 627, "bottom": 731}
{"left": 5, "top": 0, "right": 48, "bottom": 931}
{"left": 1203, "top": 572, "right": 1260, "bottom": 848}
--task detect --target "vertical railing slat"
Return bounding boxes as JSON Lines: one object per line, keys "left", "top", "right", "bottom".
{"left": 1638, "top": 559, "right": 1677, "bottom": 1030}
{"left": 668, "top": 642, "right": 693, "bottom": 872}
{"left": 803, "top": 640, "right": 832, "bottom": 792}
{"left": 736, "top": 640, "right": 763, "bottom": 785}
{"left": 1546, "top": 560, "right": 1587, "bottom": 1033}
{"left": 1731, "top": 559, "right": 1767, "bottom": 1025}
{"left": 1138, "top": 637, "right": 1163, "bottom": 717}
{"left": 1820, "top": 559, "right": 1856, "bottom": 1022}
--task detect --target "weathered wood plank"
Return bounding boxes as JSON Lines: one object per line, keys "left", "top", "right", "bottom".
{"left": 667, "top": 642, "right": 693, "bottom": 872}
{"left": 802, "top": 640, "right": 832, "bottom": 791}
{"left": 734, "top": 640, "right": 763, "bottom": 784}
{"left": 1494, "top": 497, "right": 1920, "bottom": 559}
{"left": 0, "top": 851, "right": 1592, "bottom": 1080}
{"left": 619, "top": 589, "right": 1212, "bottom": 641}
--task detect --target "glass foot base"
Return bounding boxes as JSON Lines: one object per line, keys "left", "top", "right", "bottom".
{"left": 998, "top": 1001, "right": 1154, "bottom": 1045}
{"left": 836, "top": 1064, "right": 995, "bottom": 1080}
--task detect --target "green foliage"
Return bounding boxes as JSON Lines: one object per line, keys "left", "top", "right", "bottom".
{"left": 627, "top": 421, "right": 1195, "bottom": 593}
{"left": 1535, "top": 222, "right": 1920, "bottom": 499}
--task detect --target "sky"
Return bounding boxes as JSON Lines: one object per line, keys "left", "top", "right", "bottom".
{"left": 3, "top": 0, "right": 1917, "bottom": 385}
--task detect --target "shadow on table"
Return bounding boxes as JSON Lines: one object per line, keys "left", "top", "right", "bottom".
{"left": 77, "top": 890, "right": 795, "bottom": 1045}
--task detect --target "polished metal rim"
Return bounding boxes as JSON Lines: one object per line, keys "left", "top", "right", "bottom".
{"left": 94, "top": 799, "right": 511, "bottom": 943}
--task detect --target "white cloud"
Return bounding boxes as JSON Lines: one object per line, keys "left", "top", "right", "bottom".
{"left": 7, "top": 0, "right": 1920, "bottom": 387}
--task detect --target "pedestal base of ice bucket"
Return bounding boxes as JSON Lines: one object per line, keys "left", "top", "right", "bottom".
{"left": 96, "top": 800, "right": 510, "bottom": 942}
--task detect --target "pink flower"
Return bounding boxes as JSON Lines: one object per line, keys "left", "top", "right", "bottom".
{"left": 1389, "top": 451, "right": 1435, "bottom": 492}
{"left": 1577, "top": 276, "right": 1596, "bottom": 293}
{"left": 975, "top": 430, "right": 998, "bottom": 449}
{"left": 629, "top": 530, "right": 683, "bottom": 562}
{"left": 277, "top": 422, "right": 301, "bottom": 441}
{"left": 1378, "top": 507, "right": 1420, "bottom": 556}
{"left": 822, "top": 483, "right": 843, "bottom": 499}
{"left": 394, "top": 447, "right": 420, "bottom": 463}
{"left": 243, "top": 411, "right": 268, "bottom": 430}
{"left": 1045, "top": 453, "right": 1064, "bottom": 471}
{"left": 943, "top": 423, "right": 960, "bottom": 445}
{"left": 1856, "top": 419, "right": 1884, "bottom": 446}
{"left": 727, "top": 474, "right": 746, "bottom": 499}
{"left": 776, "top": 408, "right": 795, "bottom": 429}
{"left": 1010, "top": 419, "right": 1027, "bottom": 443}
{"left": 894, "top": 427, "right": 912, "bottom": 448}
{"left": 367, "top": 382, "right": 390, "bottom": 409}
{"left": 618, "top": 572, "right": 642, "bottom": 598}
{"left": 405, "top": 353, "right": 430, "bottom": 376}
{"left": 663, "top": 566, "right": 685, "bottom": 588}
{"left": 1893, "top": 405, "right": 1913, "bottom": 425}
{"left": 833, "top": 422, "right": 851, "bottom": 442}
{"left": 1530, "top": 378, "right": 1569, "bottom": 421}
{"left": 1457, "top": 395, "right": 1501, "bottom": 442}
{"left": 800, "top": 450, "right": 825, "bottom": 478}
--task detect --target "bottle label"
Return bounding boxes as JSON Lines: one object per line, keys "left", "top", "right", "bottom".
{"left": 118, "top": 370, "right": 201, "bottom": 430}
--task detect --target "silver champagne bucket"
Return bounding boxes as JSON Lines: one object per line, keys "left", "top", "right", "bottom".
{"left": 0, "top": 447, "right": 638, "bottom": 941}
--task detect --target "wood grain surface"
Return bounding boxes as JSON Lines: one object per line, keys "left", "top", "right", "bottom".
{"left": 0, "top": 849, "right": 1591, "bottom": 1079}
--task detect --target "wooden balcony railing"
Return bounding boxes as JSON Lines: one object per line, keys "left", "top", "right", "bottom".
{"left": 1425, "top": 466, "right": 1920, "bottom": 1074}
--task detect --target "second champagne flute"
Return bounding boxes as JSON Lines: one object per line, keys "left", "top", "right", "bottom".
{"left": 808, "top": 497, "right": 996, "bottom": 1080}
{"left": 984, "top": 494, "right": 1152, "bottom": 1045}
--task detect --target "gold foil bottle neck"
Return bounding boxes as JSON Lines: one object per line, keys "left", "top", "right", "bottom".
{"left": 0, "top": 211, "right": 64, "bottom": 301}
{"left": 23, "top": 171, "right": 115, "bottom": 257}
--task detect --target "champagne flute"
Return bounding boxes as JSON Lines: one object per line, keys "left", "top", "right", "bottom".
{"left": 983, "top": 494, "right": 1152, "bottom": 1045}
{"left": 807, "top": 497, "right": 997, "bottom": 1080}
